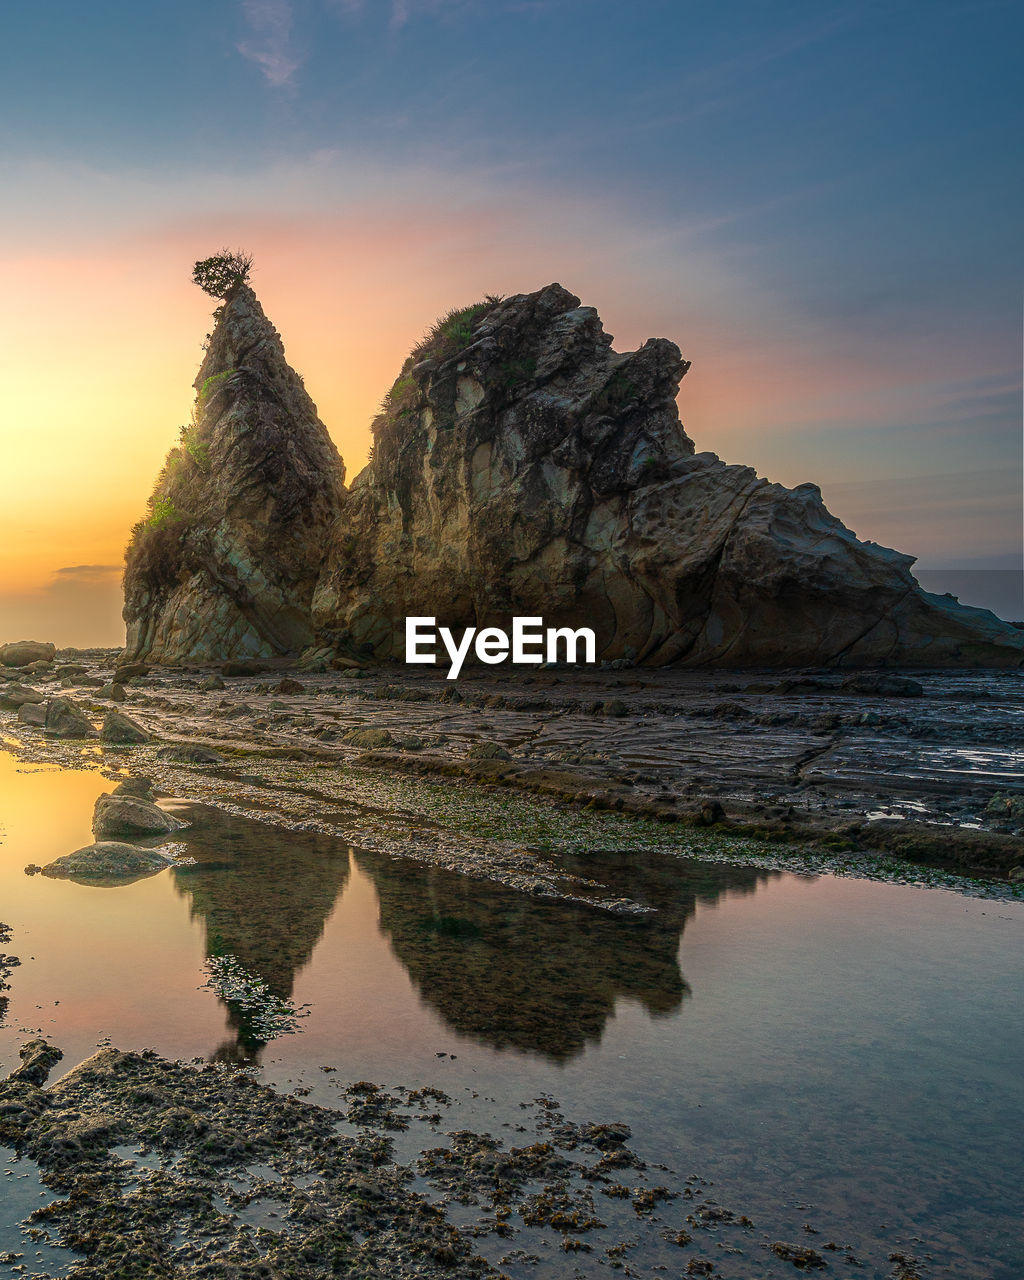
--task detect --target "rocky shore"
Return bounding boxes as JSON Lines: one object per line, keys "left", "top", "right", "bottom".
{"left": 1, "top": 646, "right": 1022, "bottom": 905}
{"left": 0, "top": 1030, "right": 925, "bottom": 1280}
{"left": 1, "top": 642, "right": 1018, "bottom": 1276}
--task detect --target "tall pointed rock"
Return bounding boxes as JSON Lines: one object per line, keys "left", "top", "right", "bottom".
{"left": 123, "top": 283, "right": 346, "bottom": 662}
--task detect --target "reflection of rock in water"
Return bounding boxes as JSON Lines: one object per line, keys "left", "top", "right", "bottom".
{"left": 358, "top": 848, "right": 772, "bottom": 1062}
{"left": 170, "top": 805, "right": 350, "bottom": 1060}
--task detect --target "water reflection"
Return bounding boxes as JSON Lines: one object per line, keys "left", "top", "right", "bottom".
{"left": 168, "top": 801, "right": 773, "bottom": 1065}
{"left": 357, "top": 847, "right": 772, "bottom": 1062}
{"left": 169, "top": 807, "right": 349, "bottom": 1062}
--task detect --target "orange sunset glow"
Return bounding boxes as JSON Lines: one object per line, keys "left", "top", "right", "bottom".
{"left": 4, "top": 188, "right": 1019, "bottom": 647}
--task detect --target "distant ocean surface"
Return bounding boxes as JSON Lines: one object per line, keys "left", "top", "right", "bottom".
{"left": 913, "top": 569, "right": 1024, "bottom": 623}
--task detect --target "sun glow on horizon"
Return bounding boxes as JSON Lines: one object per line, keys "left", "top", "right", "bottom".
{"left": 1, "top": 162, "right": 1019, "bottom": 646}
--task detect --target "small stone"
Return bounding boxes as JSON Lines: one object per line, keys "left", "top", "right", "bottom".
{"left": 769, "top": 1241, "right": 827, "bottom": 1268}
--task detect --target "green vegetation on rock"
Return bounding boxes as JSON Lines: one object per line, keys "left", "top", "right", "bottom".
{"left": 411, "top": 297, "right": 501, "bottom": 363}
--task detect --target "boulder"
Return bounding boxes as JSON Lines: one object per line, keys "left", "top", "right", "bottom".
{"left": 42, "top": 841, "right": 174, "bottom": 882}
{"left": 17, "top": 703, "right": 46, "bottom": 726}
{"left": 92, "top": 794, "right": 186, "bottom": 839}
{"left": 199, "top": 675, "right": 225, "bottom": 691}
{"left": 222, "top": 659, "right": 267, "bottom": 677}
{"left": 276, "top": 677, "right": 305, "bottom": 694}
{"left": 100, "top": 709, "right": 150, "bottom": 744}
{"left": 44, "top": 698, "right": 97, "bottom": 739}
{"left": 121, "top": 282, "right": 346, "bottom": 664}
{"left": 113, "top": 663, "right": 150, "bottom": 682}
{"left": 0, "top": 684, "right": 46, "bottom": 710}
{"left": 0, "top": 641, "right": 56, "bottom": 668}
{"left": 98, "top": 683, "right": 127, "bottom": 701}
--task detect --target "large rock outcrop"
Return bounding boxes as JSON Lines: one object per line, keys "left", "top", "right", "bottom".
{"left": 125, "top": 280, "right": 1023, "bottom": 669}
{"left": 122, "top": 283, "right": 346, "bottom": 662}
{"left": 313, "top": 284, "right": 1023, "bottom": 667}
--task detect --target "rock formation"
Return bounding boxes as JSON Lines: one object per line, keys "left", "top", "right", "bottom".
{"left": 122, "top": 283, "right": 346, "bottom": 662}
{"left": 125, "top": 281, "right": 1024, "bottom": 669}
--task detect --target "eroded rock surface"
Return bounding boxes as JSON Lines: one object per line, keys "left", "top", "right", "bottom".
{"left": 314, "top": 285, "right": 1022, "bottom": 668}
{"left": 121, "top": 281, "right": 1023, "bottom": 669}
{"left": 122, "top": 282, "right": 346, "bottom": 664}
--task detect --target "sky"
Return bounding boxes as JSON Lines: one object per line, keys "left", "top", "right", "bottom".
{"left": 0, "top": 0, "right": 1021, "bottom": 645}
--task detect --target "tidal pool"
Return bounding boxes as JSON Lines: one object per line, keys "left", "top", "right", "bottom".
{"left": 0, "top": 751, "right": 1021, "bottom": 1278}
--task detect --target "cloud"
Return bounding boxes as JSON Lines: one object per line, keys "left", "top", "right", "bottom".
{"left": 53, "top": 564, "right": 121, "bottom": 579}
{"left": 238, "top": 0, "right": 300, "bottom": 87}
{"left": 333, "top": 0, "right": 499, "bottom": 31}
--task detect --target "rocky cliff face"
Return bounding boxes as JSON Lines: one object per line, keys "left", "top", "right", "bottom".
{"left": 122, "top": 284, "right": 346, "bottom": 662}
{"left": 312, "top": 284, "right": 1023, "bottom": 667}
{"left": 124, "top": 280, "right": 1023, "bottom": 668}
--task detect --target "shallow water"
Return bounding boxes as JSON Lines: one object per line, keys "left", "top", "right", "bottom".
{"left": 0, "top": 752, "right": 1022, "bottom": 1278}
